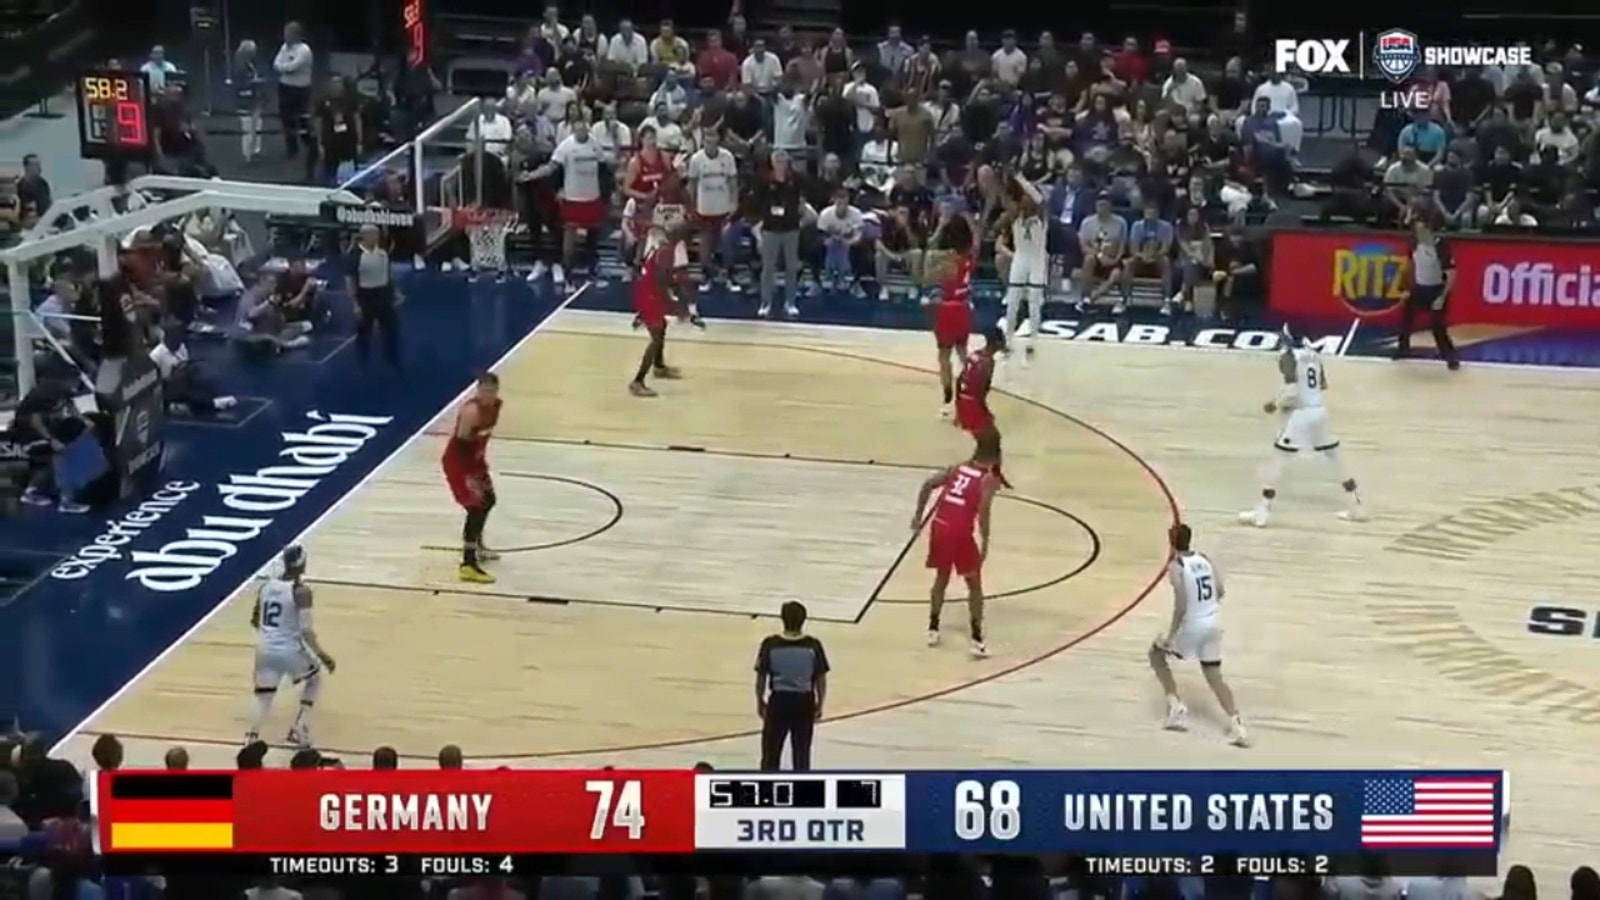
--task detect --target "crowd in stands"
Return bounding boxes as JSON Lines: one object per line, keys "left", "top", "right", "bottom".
{"left": 6, "top": 730, "right": 1599, "bottom": 900}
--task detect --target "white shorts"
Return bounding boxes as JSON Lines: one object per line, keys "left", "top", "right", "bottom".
{"left": 1008, "top": 252, "right": 1049, "bottom": 293}
{"left": 1169, "top": 617, "right": 1223, "bottom": 664}
{"left": 1275, "top": 405, "right": 1337, "bottom": 453}
{"left": 254, "top": 644, "right": 319, "bottom": 691}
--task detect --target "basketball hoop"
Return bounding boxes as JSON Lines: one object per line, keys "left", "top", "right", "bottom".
{"left": 450, "top": 207, "right": 517, "bottom": 271}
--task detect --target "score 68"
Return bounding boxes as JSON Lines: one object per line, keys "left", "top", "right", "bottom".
{"left": 953, "top": 779, "right": 1022, "bottom": 841}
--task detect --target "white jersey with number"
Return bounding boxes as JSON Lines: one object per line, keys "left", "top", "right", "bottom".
{"left": 1168, "top": 551, "right": 1223, "bottom": 663}
{"left": 254, "top": 577, "right": 318, "bottom": 689}
{"left": 687, "top": 148, "right": 738, "bottom": 216}
{"left": 1274, "top": 345, "right": 1337, "bottom": 453}
{"left": 1008, "top": 212, "right": 1048, "bottom": 289}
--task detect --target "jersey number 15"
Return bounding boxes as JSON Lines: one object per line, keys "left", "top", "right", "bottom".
{"left": 1196, "top": 575, "right": 1215, "bottom": 604}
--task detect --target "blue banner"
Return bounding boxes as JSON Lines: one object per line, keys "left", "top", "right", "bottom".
{"left": 906, "top": 770, "right": 1503, "bottom": 862}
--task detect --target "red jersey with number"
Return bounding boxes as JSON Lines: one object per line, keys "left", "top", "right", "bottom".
{"left": 925, "top": 463, "right": 992, "bottom": 575}
{"left": 933, "top": 254, "right": 975, "bottom": 347}
{"left": 943, "top": 254, "right": 974, "bottom": 306}
{"left": 634, "top": 240, "right": 687, "bottom": 320}
{"left": 442, "top": 397, "right": 500, "bottom": 476}
{"left": 626, "top": 150, "right": 675, "bottom": 239}
{"left": 931, "top": 464, "right": 990, "bottom": 538}
{"left": 954, "top": 351, "right": 995, "bottom": 432}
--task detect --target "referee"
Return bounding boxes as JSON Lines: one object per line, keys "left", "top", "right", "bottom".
{"left": 346, "top": 225, "right": 402, "bottom": 370}
{"left": 1393, "top": 216, "right": 1461, "bottom": 370}
{"left": 755, "top": 601, "right": 829, "bottom": 771}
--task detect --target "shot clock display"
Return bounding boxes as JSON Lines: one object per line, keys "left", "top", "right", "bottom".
{"left": 77, "top": 70, "right": 154, "bottom": 161}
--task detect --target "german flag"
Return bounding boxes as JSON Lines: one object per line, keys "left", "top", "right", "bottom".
{"left": 103, "top": 773, "right": 235, "bottom": 850}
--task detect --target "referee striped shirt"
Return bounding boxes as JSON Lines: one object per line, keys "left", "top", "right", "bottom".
{"left": 755, "top": 634, "right": 829, "bottom": 696}
{"left": 1411, "top": 235, "right": 1452, "bottom": 287}
{"left": 354, "top": 246, "right": 391, "bottom": 288}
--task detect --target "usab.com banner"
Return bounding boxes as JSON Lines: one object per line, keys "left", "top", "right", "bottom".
{"left": 1267, "top": 230, "right": 1600, "bottom": 328}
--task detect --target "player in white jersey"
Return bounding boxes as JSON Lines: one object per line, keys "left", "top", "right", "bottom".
{"left": 998, "top": 173, "right": 1049, "bottom": 367}
{"left": 1148, "top": 523, "right": 1249, "bottom": 747}
{"left": 1238, "top": 331, "right": 1367, "bottom": 527}
{"left": 247, "top": 544, "right": 336, "bottom": 747}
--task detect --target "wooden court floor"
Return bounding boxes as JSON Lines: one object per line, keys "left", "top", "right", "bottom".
{"left": 63, "top": 309, "right": 1600, "bottom": 875}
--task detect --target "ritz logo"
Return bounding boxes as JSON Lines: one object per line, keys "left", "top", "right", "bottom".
{"left": 1526, "top": 605, "right": 1600, "bottom": 639}
{"left": 1329, "top": 241, "right": 1410, "bottom": 316}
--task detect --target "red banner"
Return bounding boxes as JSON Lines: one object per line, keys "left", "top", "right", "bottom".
{"left": 1268, "top": 230, "right": 1600, "bottom": 327}
{"left": 100, "top": 770, "right": 698, "bottom": 854}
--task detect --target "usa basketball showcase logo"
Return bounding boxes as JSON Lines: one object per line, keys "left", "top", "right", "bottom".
{"left": 1372, "top": 29, "right": 1420, "bottom": 83}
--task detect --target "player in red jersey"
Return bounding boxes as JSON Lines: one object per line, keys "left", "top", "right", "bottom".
{"left": 630, "top": 224, "right": 694, "bottom": 397}
{"left": 621, "top": 127, "right": 678, "bottom": 268}
{"left": 911, "top": 434, "right": 1002, "bottom": 658}
{"left": 931, "top": 251, "right": 975, "bottom": 417}
{"left": 954, "top": 327, "right": 1013, "bottom": 489}
{"left": 443, "top": 373, "right": 502, "bottom": 584}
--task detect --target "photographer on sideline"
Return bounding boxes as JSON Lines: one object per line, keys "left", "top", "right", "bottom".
{"left": 14, "top": 365, "right": 92, "bottom": 514}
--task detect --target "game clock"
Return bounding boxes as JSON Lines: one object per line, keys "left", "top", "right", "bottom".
{"left": 77, "top": 70, "right": 154, "bottom": 162}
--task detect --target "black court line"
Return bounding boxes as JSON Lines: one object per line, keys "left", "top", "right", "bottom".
{"left": 417, "top": 472, "right": 624, "bottom": 555}
{"left": 468, "top": 433, "right": 935, "bottom": 473}
{"left": 865, "top": 494, "right": 1103, "bottom": 615}
{"left": 301, "top": 576, "right": 861, "bottom": 623}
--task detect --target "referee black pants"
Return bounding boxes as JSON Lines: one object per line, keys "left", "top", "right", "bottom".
{"left": 354, "top": 285, "right": 400, "bottom": 367}
{"left": 759, "top": 691, "right": 816, "bottom": 771}
{"left": 1395, "top": 283, "right": 1459, "bottom": 364}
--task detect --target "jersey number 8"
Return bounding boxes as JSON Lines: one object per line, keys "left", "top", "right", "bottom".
{"left": 954, "top": 779, "right": 1021, "bottom": 841}
{"left": 1305, "top": 365, "right": 1323, "bottom": 389}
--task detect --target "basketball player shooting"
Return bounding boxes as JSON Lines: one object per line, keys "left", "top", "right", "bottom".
{"left": 1238, "top": 328, "right": 1367, "bottom": 527}
{"left": 630, "top": 223, "right": 695, "bottom": 397}
{"left": 931, "top": 250, "right": 974, "bottom": 417}
{"left": 248, "top": 544, "right": 336, "bottom": 747}
{"left": 911, "top": 434, "right": 1003, "bottom": 659}
{"left": 953, "top": 328, "right": 1013, "bottom": 489}
{"left": 1148, "top": 523, "right": 1249, "bottom": 747}
{"left": 998, "top": 172, "right": 1048, "bottom": 368}
{"left": 444, "top": 373, "right": 503, "bottom": 583}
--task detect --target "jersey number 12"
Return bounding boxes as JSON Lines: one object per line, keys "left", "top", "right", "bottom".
{"left": 260, "top": 599, "right": 282, "bottom": 628}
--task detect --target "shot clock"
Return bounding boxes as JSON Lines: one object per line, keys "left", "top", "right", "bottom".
{"left": 76, "top": 70, "right": 154, "bottom": 162}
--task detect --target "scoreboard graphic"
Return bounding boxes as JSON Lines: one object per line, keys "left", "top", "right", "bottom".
{"left": 94, "top": 770, "right": 1506, "bottom": 877}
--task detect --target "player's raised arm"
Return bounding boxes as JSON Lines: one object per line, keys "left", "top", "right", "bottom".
{"left": 911, "top": 468, "right": 950, "bottom": 529}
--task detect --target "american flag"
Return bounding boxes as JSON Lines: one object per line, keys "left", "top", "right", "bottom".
{"left": 1360, "top": 777, "right": 1500, "bottom": 847}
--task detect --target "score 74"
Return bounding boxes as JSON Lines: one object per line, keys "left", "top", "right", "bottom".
{"left": 587, "top": 780, "right": 646, "bottom": 840}
{"left": 954, "top": 779, "right": 1022, "bottom": 841}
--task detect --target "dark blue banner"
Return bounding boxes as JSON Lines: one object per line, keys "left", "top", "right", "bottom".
{"left": 906, "top": 770, "right": 1503, "bottom": 861}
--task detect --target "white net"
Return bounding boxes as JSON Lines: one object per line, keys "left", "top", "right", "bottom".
{"left": 457, "top": 210, "right": 517, "bottom": 271}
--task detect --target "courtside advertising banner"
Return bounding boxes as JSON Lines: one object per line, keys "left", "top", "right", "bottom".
{"left": 1268, "top": 231, "right": 1600, "bottom": 327}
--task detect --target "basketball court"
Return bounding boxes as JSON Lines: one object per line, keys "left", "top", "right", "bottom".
{"left": 53, "top": 308, "right": 1600, "bottom": 875}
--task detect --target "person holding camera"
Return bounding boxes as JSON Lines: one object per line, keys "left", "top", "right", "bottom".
{"left": 14, "top": 365, "right": 91, "bottom": 514}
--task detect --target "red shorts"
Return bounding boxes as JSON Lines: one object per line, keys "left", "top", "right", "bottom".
{"left": 926, "top": 527, "right": 981, "bottom": 576}
{"left": 634, "top": 294, "right": 670, "bottom": 329}
{"left": 694, "top": 211, "right": 731, "bottom": 231}
{"left": 444, "top": 464, "right": 491, "bottom": 508}
{"left": 561, "top": 197, "right": 606, "bottom": 231}
{"left": 955, "top": 400, "right": 993, "bottom": 434}
{"left": 933, "top": 302, "right": 972, "bottom": 349}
